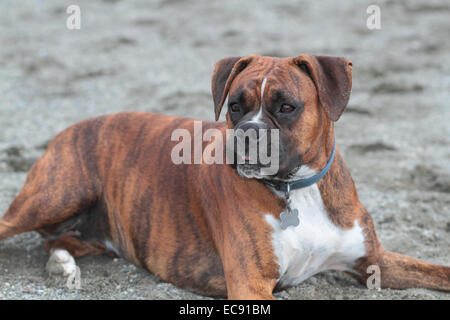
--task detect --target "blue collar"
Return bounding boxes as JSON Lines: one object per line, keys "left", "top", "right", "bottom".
{"left": 265, "top": 139, "right": 336, "bottom": 193}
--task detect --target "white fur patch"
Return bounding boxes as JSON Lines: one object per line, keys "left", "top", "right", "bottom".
{"left": 260, "top": 77, "right": 267, "bottom": 101}
{"left": 265, "top": 183, "right": 366, "bottom": 287}
{"left": 250, "top": 77, "right": 267, "bottom": 123}
{"left": 291, "top": 165, "right": 317, "bottom": 179}
{"left": 46, "top": 249, "right": 77, "bottom": 277}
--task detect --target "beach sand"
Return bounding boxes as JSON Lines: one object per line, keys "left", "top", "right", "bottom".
{"left": 0, "top": 0, "right": 449, "bottom": 299}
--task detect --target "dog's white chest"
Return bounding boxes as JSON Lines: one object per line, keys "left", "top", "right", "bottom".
{"left": 265, "top": 184, "right": 366, "bottom": 287}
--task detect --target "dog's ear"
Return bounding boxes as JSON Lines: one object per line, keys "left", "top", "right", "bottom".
{"left": 292, "top": 54, "right": 352, "bottom": 121}
{"left": 211, "top": 56, "right": 254, "bottom": 121}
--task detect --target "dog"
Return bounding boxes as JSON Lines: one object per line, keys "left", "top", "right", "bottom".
{"left": 0, "top": 54, "right": 449, "bottom": 299}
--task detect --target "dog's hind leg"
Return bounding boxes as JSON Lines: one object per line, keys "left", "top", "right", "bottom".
{"left": 0, "top": 219, "right": 17, "bottom": 241}
{"left": 0, "top": 124, "right": 101, "bottom": 243}
{"left": 44, "top": 236, "right": 107, "bottom": 258}
{"left": 0, "top": 176, "right": 97, "bottom": 243}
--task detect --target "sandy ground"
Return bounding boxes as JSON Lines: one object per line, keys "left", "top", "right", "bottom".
{"left": 0, "top": 0, "right": 449, "bottom": 300}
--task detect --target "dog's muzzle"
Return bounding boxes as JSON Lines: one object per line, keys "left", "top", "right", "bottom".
{"left": 229, "top": 121, "right": 279, "bottom": 179}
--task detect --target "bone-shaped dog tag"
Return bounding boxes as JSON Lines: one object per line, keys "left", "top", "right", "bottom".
{"left": 280, "top": 208, "right": 299, "bottom": 230}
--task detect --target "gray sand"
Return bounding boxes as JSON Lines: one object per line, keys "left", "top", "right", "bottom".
{"left": 0, "top": 0, "right": 449, "bottom": 299}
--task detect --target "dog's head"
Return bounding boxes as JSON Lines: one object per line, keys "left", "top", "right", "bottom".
{"left": 211, "top": 54, "right": 352, "bottom": 180}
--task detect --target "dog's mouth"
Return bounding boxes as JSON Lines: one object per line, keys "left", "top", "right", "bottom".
{"left": 235, "top": 153, "right": 265, "bottom": 179}
{"left": 227, "top": 127, "right": 285, "bottom": 179}
{"left": 239, "top": 154, "right": 260, "bottom": 165}
{"left": 235, "top": 151, "right": 303, "bottom": 181}
{"left": 235, "top": 157, "right": 281, "bottom": 179}
{"left": 236, "top": 163, "right": 265, "bottom": 179}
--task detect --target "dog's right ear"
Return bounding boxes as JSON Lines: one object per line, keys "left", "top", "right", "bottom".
{"left": 211, "top": 56, "right": 253, "bottom": 121}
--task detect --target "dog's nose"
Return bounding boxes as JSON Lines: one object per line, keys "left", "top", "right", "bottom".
{"left": 235, "top": 122, "right": 267, "bottom": 141}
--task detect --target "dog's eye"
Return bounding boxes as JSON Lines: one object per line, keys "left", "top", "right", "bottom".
{"left": 279, "top": 104, "right": 295, "bottom": 113}
{"left": 229, "top": 103, "right": 240, "bottom": 113}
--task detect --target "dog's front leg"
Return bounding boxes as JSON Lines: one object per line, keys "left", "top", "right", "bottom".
{"left": 220, "top": 240, "right": 278, "bottom": 300}
{"left": 211, "top": 209, "right": 280, "bottom": 300}
{"left": 199, "top": 166, "right": 282, "bottom": 299}
{"left": 353, "top": 211, "right": 450, "bottom": 291}
{"left": 355, "top": 249, "right": 450, "bottom": 291}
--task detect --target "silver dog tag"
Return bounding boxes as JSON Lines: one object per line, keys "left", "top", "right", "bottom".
{"left": 280, "top": 208, "right": 299, "bottom": 230}
{"left": 280, "top": 184, "right": 300, "bottom": 229}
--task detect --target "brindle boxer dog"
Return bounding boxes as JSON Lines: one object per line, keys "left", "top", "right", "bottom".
{"left": 0, "top": 54, "right": 449, "bottom": 299}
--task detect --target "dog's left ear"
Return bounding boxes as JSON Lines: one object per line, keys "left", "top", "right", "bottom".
{"left": 211, "top": 55, "right": 254, "bottom": 121}
{"left": 292, "top": 54, "right": 353, "bottom": 121}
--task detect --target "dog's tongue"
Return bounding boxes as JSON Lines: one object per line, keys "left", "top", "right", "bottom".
{"left": 242, "top": 155, "right": 250, "bottom": 161}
